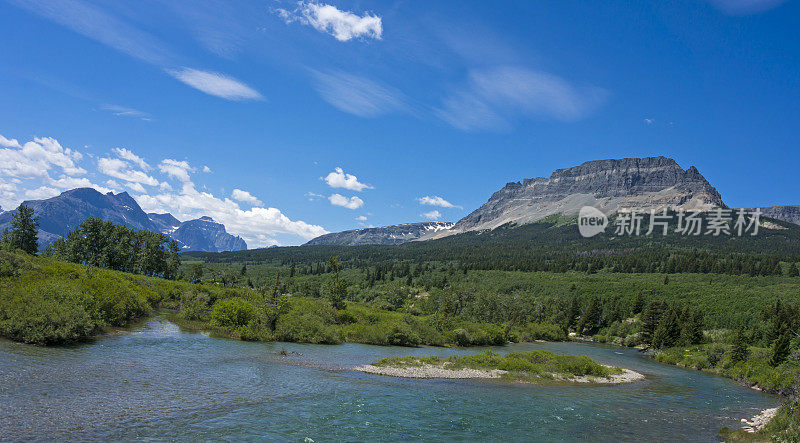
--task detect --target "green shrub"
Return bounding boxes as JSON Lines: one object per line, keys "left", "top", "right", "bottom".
{"left": 210, "top": 298, "right": 255, "bottom": 329}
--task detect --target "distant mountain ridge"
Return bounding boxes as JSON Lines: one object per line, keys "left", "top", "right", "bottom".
{"left": 304, "top": 156, "right": 799, "bottom": 246}
{"left": 304, "top": 222, "right": 454, "bottom": 246}
{"left": 0, "top": 188, "right": 247, "bottom": 252}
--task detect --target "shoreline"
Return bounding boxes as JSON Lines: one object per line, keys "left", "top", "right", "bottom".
{"left": 739, "top": 407, "right": 779, "bottom": 433}
{"left": 353, "top": 362, "right": 645, "bottom": 384}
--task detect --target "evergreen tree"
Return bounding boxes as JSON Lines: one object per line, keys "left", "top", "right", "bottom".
{"left": 652, "top": 306, "right": 681, "bottom": 348}
{"left": 769, "top": 328, "right": 791, "bottom": 367}
{"left": 632, "top": 291, "right": 645, "bottom": 315}
{"left": 640, "top": 301, "right": 666, "bottom": 345}
{"left": 8, "top": 205, "right": 39, "bottom": 255}
{"left": 730, "top": 327, "right": 749, "bottom": 363}
{"left": 577, "top": 297, "right": 602, "bottom": 335}
{"left": 565, "top": 295, "right": 581, "bottom": 329}
{"left": 789, "top": 263, "right": 799, "bottom": 278}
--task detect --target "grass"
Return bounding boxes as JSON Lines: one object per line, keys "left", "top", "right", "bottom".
{"left": 372, "top": 349, "right": 622, "bottom": 382}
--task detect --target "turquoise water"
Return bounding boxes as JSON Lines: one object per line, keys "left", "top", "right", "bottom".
{"left": 0, "top": 315, "right": 778, "bottom": 441}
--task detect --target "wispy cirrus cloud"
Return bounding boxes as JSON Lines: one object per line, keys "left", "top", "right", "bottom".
{"left": 277, "top": 1, "right": 382, "bottom": 42}
{"left": 436, "top": 66, "right": 608, "bottom": 132}
{"left": 7, "top": 0, "right": 262, "bottom": 101}
{"left": 101, "top": 105, "right": 152, "bottom": 122}
{"left": 706, "top": 0, "right": 788, "bottom": 15}
{"left": 167, "top": 68, "right": 263, "bottom": 101}
{"left": 311, "top": 70, "right": 407, "bottom": 117}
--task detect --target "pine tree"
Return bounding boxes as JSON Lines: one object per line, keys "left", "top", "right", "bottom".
{"left": 640, "top": 301, "right": 666, "bottom": 346}
{"left": 632, "top": 292, "right": 645, "bottom": 315}
{"left": 652, "top": 307, "right": 681, "bottom": 348}
{"left": 789, "top": 263, "right": 799, "bottom": 278}
{"left": 9, "top": 205, "right": 39, "bottom": 255}
{"left": 769, "top": 328, "right": 791, "bottom": 367}
{"left": 730, "top": 327, "right": 749, "bottom": 363}
{"left": 577, "top": 297, "right": 602, "bottom": 335}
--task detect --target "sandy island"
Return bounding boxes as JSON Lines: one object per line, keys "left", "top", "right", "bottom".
{"left": 353, "top": 363, "right": 644, "bottom": 384}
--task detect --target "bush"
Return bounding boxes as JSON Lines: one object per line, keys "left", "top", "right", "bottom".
{"left": 210, "top": 298, "right": 254, "bottom": 329}
{"left": 0, "top": 284, "right": 96, "bottom": 344}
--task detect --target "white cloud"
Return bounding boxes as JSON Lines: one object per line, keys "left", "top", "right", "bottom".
{"left": 126, "top": 182, "right": 147, "bottom": 193}
{"left": 306, "top": 191, "right": 325, "bottom": 201}
{"left": 202, "top": 165, "right": 212, "bottom": 173}
{"left": 98, "top": 156, "right": 160, "bottom": 186}
{"left": 707, "top": 0, "right": 787, "bottom": 15}
{"left": 113, "top": 147, "right": 150, "bottom": 170}
{"left": 643, "top": 118, "right": 655, "bottom": 125}
{"left": 0, "top": 134, "right": 22, "bottom": 148}
{"left": 436, "top": 66, "right": 608, "bottom": 132}
{"left": 136, "top": 182, "right": 328, "bottom": 247}
{"left": 0, "top": 135, "right": 85, "bottom": 180}
{"left": 356, "top": 215, "right": 367, "bottom": 221}
{"left": 167, "top": 68, "right": 263, "bottom": 101}
{"left": 324, "top": 167, "right": 373, "bottom": 191}
{"left": 421, "top": 210, "right": 442, "bottom": 220}
{"left": 158, "top": 159, "right": 195, "bottom": 183}
{"left": 277, "top": 2, "right": 382, "bottom": 42}
{"left": 312, "top": 70, "right": 407, "bottom": 118}
{"left": 417, "top": 195, "right": 459, "bottom": 208}
{"left": 231, "top": 188, "right": 263, "bottom": 206}
{"left": 329, "top": 193, "right": 364, "bottom": 209}
{"left": 24, "top": 186, "right": 60, "bottom": 201}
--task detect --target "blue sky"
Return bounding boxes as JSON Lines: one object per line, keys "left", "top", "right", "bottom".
{"left": 0, "top": 0, "right": 798, "bottom": 247}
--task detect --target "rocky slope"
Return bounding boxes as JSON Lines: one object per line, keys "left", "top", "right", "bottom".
{"left": 445, "top": 157, "right": 725, "bottom": 235}
{"left": 745, "top": 206, "right": 800, "bottom": 226}
{"left": 0, "top": 188, "right": 247, "bottom": 252}
{"left": 305, "top": 222, "right": 454, "bottom": 246}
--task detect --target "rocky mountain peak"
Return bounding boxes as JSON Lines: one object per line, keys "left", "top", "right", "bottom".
{"left": 450, "top": 156, "right": 725, "bottom": 233}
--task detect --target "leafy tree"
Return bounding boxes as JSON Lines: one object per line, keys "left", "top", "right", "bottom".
{"left": 187, "top": 263, "right": 204, "bottom": 283}
{"left": 730, "top": 327, "right": 750, "bottom": 363}
{"left": 769, "top": 327, "right": 791, "bottom": 367}
{"left": 7, "top": 205, "right": 39, "bottom": 255}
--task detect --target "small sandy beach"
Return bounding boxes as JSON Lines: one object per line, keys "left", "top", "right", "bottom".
{"left": 353, "top": 362, "right": 644, "bottom": 384}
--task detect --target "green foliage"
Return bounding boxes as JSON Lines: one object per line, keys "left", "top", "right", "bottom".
{"left": 770, "top": 328, "right": 792, "bottom": 367}
{"left": 3, "top": 205, "right": 39, "bottom": 255}
{"left": 730, "top": 327, "right": 750, "bottom": 363}
{"left": 51, "top": 218, "right": 180, "bottom": 278}
{"left": 210, "top": 298, "right": 255, "bottom": 329}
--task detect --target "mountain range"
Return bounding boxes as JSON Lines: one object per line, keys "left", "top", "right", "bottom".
{"left": 0, "top": 188, "right": 246, "bottom": 252}
{"left": 307, "top": 156, "right": 798, "bottom": 246}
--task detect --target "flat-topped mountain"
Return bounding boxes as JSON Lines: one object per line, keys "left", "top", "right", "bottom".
{"left": 449, "top": 157, "right": 725, "bottom": 234}
{"left": 304, "top": 222, "right": 454, "bottom": 246}
{"left": 0, "top": 188, "right": 246, "bottom": 252}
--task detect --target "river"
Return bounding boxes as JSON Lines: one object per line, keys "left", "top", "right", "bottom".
{"left": 0, "top": 314, "right": 778, "bottom": 441}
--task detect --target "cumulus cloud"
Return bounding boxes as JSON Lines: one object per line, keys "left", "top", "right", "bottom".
{"left": 311, "top": 70, "right": 408, "bottom": 118}
{"left": 417, "top": 195, "right": 459, "bottom": 208}
{"left": 421, "top": 210, "right": 442, "bottom": 220}
{"left": 202, "top": 165, "right": 212, "bottom": 173}
{"left": 324, "top": 167, "right": 372, "bottom": 191}
{"left": 0, "top": 133, "right": 110, "bottom": 209}
{"left": 137, "top": 182, "right": 327, "bottom": 247}
{"left": 98, "top": 155, "right": 160, "bottom": 186}
{"left": 158, "top": 159, "right": 195, "bottom": 183}
{"left": 0, "top": 132, "right": 325, "bottom": 247}
{"left": 277, "top": 1, "right": 382, "bottom": 42}
{"left": 436, "top": 66, "right": 608, "bottom": 132}
{"left": 356, "top": 215, "right": 367, "bottom": 221}
{"left": 231, "top": 188, "right": 263, "bottom": 206}
{"left": 167, "top": 68, "right": 263, "bottom": 101}
{"left": 113, "top": 147, "right": 150, "bottom": 170}
{"left": 329, "top": 193, "right": 364, "bottom": 209}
